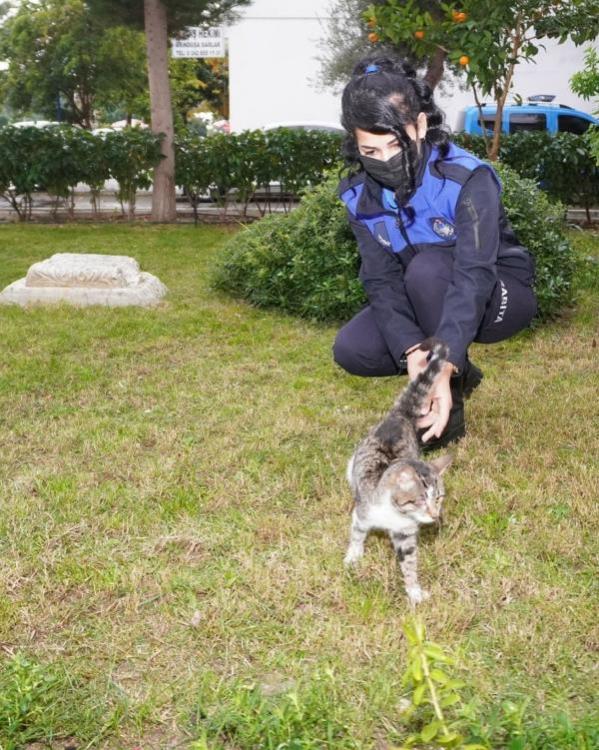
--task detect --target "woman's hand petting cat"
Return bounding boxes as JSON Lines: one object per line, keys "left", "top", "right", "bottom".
{"left": 407, "top": 350, "right": 453, "bottom": 441}
{"left": 417, "top": 369, "right": 452, "bottom": 441}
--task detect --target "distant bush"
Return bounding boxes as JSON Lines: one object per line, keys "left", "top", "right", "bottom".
{"left": 453, "top": 131, "right": 599, "bottom": 221}
{"left": 212, "top": 162, "right": 574, "bottom": 323}
{"left": 0, "top": 126, "right": 50, "bottom": 219}
{"left": 175, "top": 128, "right": 342, "bottom": 219}
{"left": 0, "top": 125, "right": 162, "bottom": 220}
{"left": 0, "top": 125, "right": 341, "bottom": 222}
{"left": 0, "top": 125, "right": 592, "bottom": 224}
{"left": 100, "top": 128, "right": 164, "bottom": 218}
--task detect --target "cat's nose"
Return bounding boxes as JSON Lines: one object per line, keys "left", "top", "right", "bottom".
{"left": 426, "top": 501, "right": 439, "bottom": 520}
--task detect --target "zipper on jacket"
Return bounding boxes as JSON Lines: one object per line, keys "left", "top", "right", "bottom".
{"left": 463, "top": 197, "right": 481, "bottom": 251}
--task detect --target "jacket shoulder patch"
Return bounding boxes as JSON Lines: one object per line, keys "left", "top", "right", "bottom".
{"left": 429, "top": 217, "right": 456, "bottom": 240}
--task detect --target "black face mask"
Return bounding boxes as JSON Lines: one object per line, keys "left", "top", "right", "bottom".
{"left": 358, "top": 141, "right": 421, "bottom": 191}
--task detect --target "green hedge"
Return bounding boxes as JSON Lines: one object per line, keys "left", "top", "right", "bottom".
{"left": 0, "top": 125, "right": 163, "bottom": 220}
{"left": 0, "top": 125, "right": 342, "bottom": 220}
{"left": 0, "top": 126, "right": 595, "bottom": 222}
{"left": 175, "top": 128, "right": 342, "bottom": 218}
{"left": 212, "top": 162, "right": 574, "bottom": 323}
{"left": 453, "top": 131, "right": 599, "bottom": 220}
{"left": 212, "top": 171, "right": 362, "bottom": 321}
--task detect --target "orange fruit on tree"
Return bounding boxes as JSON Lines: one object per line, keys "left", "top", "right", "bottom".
{"left": 368, "top": 32, "right": 380, "bottom": 43}
{"left": 459, "top": 55, "right": 470, "bottom": 66}
{"left": 367, "top": 18, "right": 377, "bottom": 29}
{"left": 414, "top": 30, "right": 425, "bottom": 40}
{"left": 457, "top": 12, "right": 468, "bottom": 21}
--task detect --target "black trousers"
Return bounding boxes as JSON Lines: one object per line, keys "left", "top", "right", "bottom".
{"left": 333, "top": 249, "right": 537, "bottom": 376}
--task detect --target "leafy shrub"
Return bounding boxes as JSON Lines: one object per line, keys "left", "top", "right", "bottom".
{"left": 0, "top": 126, "right": 53, "bottom": 219}
{"left": 0, "top": 125, "right": 341, "bottom": 222}
{"left": 0, "top": 125, "right": 92, "bottom": 218}
{"left": 584, "top": 124, "right": 599, "bottom": 167}
{"left": 212, "top": 171, "right": 365, "bottom": 321}
{"left": 175, "top": 128, "right": 343, "bottom": 218}
{"left": 535, "top": 132, "right": 599, "bottom": 222}
{"left": 34, "top": 126, "right": 110, "bottom": 217}
{"left": 212, "top": 161, "right": 574, "bottom": 322}
{"left": 70, "top": 128, "right": 112, "bottom": 213}
{"left": 175, "top": 132, "right": 213, "bottom": 221}
{"left": 0, "top": 125, "right": 162, "bottom": 220}
{"left": 451, "top": 132, "right": 488, "bottom": 159}
{"left": 453, "top": 131, "right": 599, "bottom": 220}
{"left": 101, "top": 127, "right": 164, "bottom": 217}
{"left": 570, "top": 46, "right": 599, "bottom": 167}
{"left": 264, "top": 127, "right": 343, "bottom": 199}
{"left": 498, "top": 131, "right": 552, "bottom": 180}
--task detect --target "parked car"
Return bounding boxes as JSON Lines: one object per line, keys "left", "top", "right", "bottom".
{"left": 11, "top": 120, "right": 62, "bottom": 128}
{"left": 456, "top": 95, "right": 598, "bottom": 136}
{"left": 262, "top": 121, "right": 344, "bottom": 135}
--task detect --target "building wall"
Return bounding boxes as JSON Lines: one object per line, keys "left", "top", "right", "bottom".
{"left": 228, "top": 0, "right": 341, "bottom": 131}
{"left": 228, "top": 1, "right": 597, "bottom": 133}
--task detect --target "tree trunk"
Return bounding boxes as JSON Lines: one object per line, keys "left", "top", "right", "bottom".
{"left": 424, "top": 47, "right": 446, "bottom": 90}
{"left": 144, "top": 0, "right": 176, "bottom": 222}
{"left": 489, "top": 93, "right": 504, "bottom": 162}
{"left": 489, "top": 20, "right": 522, "bottom": 161}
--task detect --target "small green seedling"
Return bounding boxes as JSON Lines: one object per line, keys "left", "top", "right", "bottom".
{"left": 394, "top": 617, "right": 489, "bottom": 750}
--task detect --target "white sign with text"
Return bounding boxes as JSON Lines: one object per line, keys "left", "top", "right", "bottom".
{"left": 171, "top": 27, "right": 225, "bottom": 58}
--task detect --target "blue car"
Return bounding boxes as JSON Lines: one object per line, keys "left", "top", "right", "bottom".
{"left": 457, "top": 95, "right": 598, "bottom": 136}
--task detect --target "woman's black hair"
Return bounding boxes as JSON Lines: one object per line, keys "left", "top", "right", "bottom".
{"left": 341, "top": 55, "right": 450, "bottom": 211}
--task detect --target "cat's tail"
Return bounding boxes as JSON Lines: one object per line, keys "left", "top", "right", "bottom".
{"left": 392, "top": 338, "right": 450, "bottom": 420}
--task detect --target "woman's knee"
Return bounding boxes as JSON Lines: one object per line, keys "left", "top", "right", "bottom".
{"left": 332, "top": 331, "right": 360, "bottom": 374}
{"left": 333, "top": 325, "right": 398, "bottom": 377}
{"left": 476, "top": 277, "right": 537, "bottom": 344}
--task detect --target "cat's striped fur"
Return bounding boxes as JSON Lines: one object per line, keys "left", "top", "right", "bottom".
{"left": 345, "top": 338, "right": 452, "bottom": 604}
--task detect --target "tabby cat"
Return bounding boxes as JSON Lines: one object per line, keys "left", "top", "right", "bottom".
{"left": 344, "top": 338, "right": 452, "bottom": 604}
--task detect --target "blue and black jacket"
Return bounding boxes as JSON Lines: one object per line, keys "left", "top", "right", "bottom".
{"left": 338, "top": 142, "right": 535, "bottom": 369}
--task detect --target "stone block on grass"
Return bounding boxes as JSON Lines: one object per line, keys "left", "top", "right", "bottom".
{"left": 0, "top": 253, "right": 167, "bottom": 308}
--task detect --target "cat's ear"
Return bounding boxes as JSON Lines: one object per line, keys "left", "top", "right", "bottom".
{"left": 397, "top": 467, "right": 417, "bottom": 491}
{"left": 429, "top": 454, "right": 452, "bottom": 475}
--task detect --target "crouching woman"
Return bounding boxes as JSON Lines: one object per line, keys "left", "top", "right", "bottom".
{"left": 333, "top": 56, "right": 537, "bottom": 449}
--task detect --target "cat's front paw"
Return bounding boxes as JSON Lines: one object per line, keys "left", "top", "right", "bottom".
{"left": 344, "top": 546, "right": 363, "bottom": 567}
{"left": 406, "top": 586, "right": 430, "bottom": 605}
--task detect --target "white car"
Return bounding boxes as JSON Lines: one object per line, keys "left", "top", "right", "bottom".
{"left": 261, "top": 120, "right": 344, "bottom": 135}
{"left": 11, "top": 120, "right": 62, "bottom": 128}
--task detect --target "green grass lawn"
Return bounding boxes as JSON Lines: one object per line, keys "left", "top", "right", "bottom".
{"left": 0, "top": 224, "right": 597, "bottom": 749}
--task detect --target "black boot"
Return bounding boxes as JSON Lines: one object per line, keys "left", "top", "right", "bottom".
{"left": 462, "top": 358, "right": 483, "bottom": 399}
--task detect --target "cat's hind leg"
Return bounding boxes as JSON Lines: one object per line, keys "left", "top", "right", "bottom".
{"left": 344, "top": 512, "right": 368, "bottom": 566}
{"left": 391, "top": 532, "right": 429, "bottom": 604}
